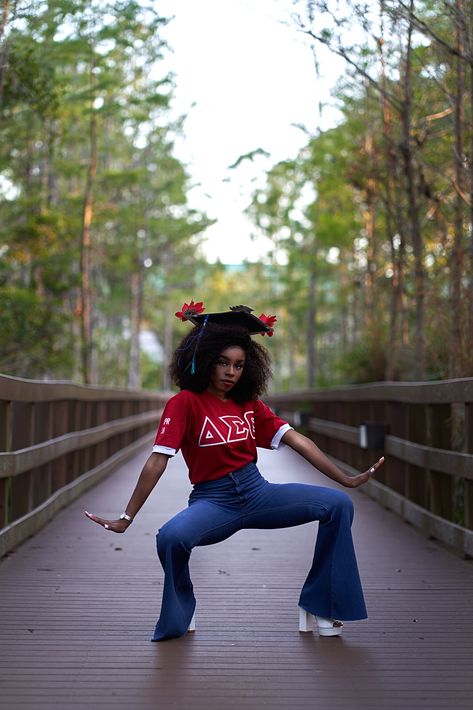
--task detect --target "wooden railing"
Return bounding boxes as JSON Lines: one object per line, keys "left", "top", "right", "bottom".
{"left": 267, "top": 378, "right": 473, "bottom": 558}
{"left": 0, "top": 375, "right": 168, "bottom": 557}
{"left": 3, "top": 374, "right": 472, "bottom": 559}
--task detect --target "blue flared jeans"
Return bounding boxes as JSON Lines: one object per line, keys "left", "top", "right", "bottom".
{"left": 152, "top": 462, "right": 367, "bottom": 641}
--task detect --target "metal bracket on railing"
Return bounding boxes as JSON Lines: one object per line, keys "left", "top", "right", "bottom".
{"left": 291, "top": 411, "right": 310, "bottom": 428}
{"left": 359, "top": 422, "right": 386, "bottom": 451}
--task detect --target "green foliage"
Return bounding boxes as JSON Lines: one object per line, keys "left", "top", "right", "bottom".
{"left": 334, "top": 337, "right": 388, "bottom": 385}
{"left": 0, "top": 0, "right": 211, "bottom": 385}
{"left": 0, "top": 287, "right": 73, "bottom": 376}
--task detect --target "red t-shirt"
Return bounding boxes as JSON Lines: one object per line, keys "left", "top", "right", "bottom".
{"left": 152, "top": 389, "right": 292, "bottom": 484}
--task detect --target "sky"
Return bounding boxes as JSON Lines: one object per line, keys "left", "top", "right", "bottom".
{"left": 157, "top": 0, "right": 345, "bottom": 264}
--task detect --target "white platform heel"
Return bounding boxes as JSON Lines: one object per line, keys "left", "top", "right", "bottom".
{"left": 299, "top": 607, "right": 315, "bottom": 632}
{"left": 187, "top": 610, "right": 196, "bottom": 633}
{"left": 299, "top": 608, "right": 343, "bottom": 637}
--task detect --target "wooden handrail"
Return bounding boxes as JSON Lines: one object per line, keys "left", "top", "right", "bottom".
{"left": 268, "top": 378, "right": 473, "bottom": 557}
{"left": 0, "top": 374, "right": 164, "bottom": 402}
{"left": 0, "top": 409, "right": 162, "bottom": 478}
{"left": 307, "top": 417, "right": 359, "bottom": 445}
{"left": 298, "top": 416, "right": 473, "bottom": 481}
{"left": 270, "top": 377, "right": 473, "bottom": 403}
{"left": 0, "top": 376, "right": 169, "bottom": 555}
{"left": 385, "top": 436, "right": 473, "bottom": 480}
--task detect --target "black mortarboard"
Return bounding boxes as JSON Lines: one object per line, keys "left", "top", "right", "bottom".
{"left": 187, "top": 305, "right": 271, "bottom": 335}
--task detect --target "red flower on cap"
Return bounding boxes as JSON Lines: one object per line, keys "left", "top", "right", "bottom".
{"left": 258, "top": 313, "right": 277, "bottom": 336}
{"left": 175, "top": 300, "right": 205, "bottom": 322}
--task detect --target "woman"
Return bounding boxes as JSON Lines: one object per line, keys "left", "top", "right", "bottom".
{"left": 85, "top": 302, "right": 383, "bottom": 641}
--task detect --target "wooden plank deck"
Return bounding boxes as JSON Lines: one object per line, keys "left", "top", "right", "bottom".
{"left": 1, "top": 443, "right": 472, "bottom": 710}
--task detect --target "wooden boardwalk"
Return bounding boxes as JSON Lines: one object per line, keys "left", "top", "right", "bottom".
{"left": 1, "top": 443, "right": 472, "bottom": 710}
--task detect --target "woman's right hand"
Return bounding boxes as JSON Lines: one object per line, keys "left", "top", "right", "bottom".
{"left": 84, "top": 511, "right": 131, "bottom": 533}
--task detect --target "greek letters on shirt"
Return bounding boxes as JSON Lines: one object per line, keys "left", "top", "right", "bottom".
{"left": 198, "top": 411, "right": 255, "bottom": 447}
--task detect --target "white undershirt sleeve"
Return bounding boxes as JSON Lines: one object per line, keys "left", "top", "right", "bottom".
{"left": 270, "top": 423, "right": 293, "bottom": 450}
{"left": 152, "top": 445, "right": 177, "bottom": 456}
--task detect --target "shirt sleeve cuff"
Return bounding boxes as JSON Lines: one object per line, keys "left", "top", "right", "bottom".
{"left": 152, "top": 445, "right": 177, "bottom": 456}
{"left": 270, "top": 423, "right": 293, "bottom": 450}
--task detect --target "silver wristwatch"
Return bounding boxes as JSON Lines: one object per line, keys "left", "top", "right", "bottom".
{"left": 119, "top": 513, "right": 133, "bottom": 524}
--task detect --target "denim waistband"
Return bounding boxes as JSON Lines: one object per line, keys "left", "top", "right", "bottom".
{"left": 191, "top": 461, "right": 261, "bottom": 492}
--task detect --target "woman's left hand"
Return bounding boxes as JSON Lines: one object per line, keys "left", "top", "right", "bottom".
{"left": 344, "top": 456, "right": 384, "bottom": 488}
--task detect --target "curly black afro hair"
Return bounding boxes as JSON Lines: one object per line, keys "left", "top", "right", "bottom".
{"left": 169, "top": 323, "right": 272, "bottom": 403}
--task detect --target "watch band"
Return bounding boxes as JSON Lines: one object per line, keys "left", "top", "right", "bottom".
{"left": 119, "top": 512, "right": 133, "bottom": 523}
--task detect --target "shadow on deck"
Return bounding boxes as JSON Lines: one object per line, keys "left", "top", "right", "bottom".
{"left": 1, "top": 445, "right": 472, "bottom": 709}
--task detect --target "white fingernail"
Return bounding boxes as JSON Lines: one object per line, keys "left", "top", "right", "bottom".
{"left": 104, "top": 524, "right": 109, "bottom": 529}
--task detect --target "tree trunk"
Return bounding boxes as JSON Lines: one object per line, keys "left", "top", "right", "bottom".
{"left": 46, "top": 119, "right": 58, "bottom": 207}
{"left": 0, "top": 0, "right": 12, "bottom": 113}
{"left": 307, "top": 258, "right": 317, "bottom": 388}
{"left": 289, "top": 334, "right": 296, "bottom": 390}
{"left": 468, "top": 26, "right": 473, "bottom": 358}
{"left": 340, "top": 258, "right": 350, "bottom": 354}
{"left": 450, "top": 1, "right": 465, "bottom": 377}
{"left": 162, "top": 301, "right": 173, "bottom": 391}
{"left": 386, "top": 129, "right": 408, "bottom": 380}
{"left": 384, "top": 153, "right": 402, "bottom": 380}
{"left": 379, "top": 2, "right": 402, "bottom": 381}
{"left": 79, "top": 65, "right": 98, "bottom": 385}
{"left": 72, "top": 292, "right": 83, "bottom": 383}
{"left": 400, "top": 0, "right": 425, "bottom": 379}
{"left": 352, "top": 241, "right": 363, "bottom": 342}
{"left": 0, "top": 1, "right": 10, "bottom": 41}
{"left": 128, "top": 266, "right": 144, "bottom": 389}
{"left": 385, "top": 173, "right": 398, "bottom": 381}
{"left": 363, "top": 133, "right": 377, "bottom": 331}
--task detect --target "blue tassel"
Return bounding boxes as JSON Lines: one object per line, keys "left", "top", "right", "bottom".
{"left": 183, "top": 315, "right": 208, "bottom": 375}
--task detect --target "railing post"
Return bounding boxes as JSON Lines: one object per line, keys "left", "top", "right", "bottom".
{"left": 403, "top": 403, "right": 427, "bottom": 508}
{"left": 427, "top": 403, "right": 454, "bottom": 521}
{"left": 71, "top": 400, "right": 82, "bottom": 480}
{"left": 358, "top": 399, "right": 373, "bottom": 475}
{"left": 346, "top": 398, "right": 358, "bottom": 470}
{"left": 31, "top": 401, "right": 52, "bottom": 509}
{"left": 355, "top": 400, "right": 364, "bottom": 472}
{"left": 51, "top": 401, "right": 69, "bottom": 491}
{"left": 83, "top": 401, "right": 93, "bottom": 472}
{"left": 10, "top": 402, "right": 35, "bottom": 521}
{"left": 399, "top": 403, "right": 408, "bottom": 500}
{"left": 386, "top": 400, "right": 408, "bottom": 498}
{"left": 98, "top": 401, "right": 108, "bottom": 463}
{"left": 465, "top": 403, "right": 473, "bottom": 530}
{"left": 0, "top": 401, "right": 12, "bottom": 527}
{"left": 122, "top": 400, "right": 132, "bottom": 448}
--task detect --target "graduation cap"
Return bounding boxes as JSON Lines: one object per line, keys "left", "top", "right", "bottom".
{"left": 175, "top": 302, "right": 277, "bottom": 336}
